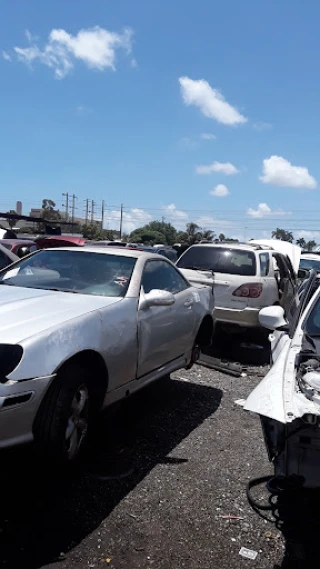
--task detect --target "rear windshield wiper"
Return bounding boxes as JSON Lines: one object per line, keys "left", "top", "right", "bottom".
{"left": 45, "top": 288, "right": 81, "bottom": 294}
{"left": 183, "top": 265, "right": 211, "bottom": 271}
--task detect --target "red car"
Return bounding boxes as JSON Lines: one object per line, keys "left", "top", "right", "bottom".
{"left": 35, "top": 235, "right": 87, "bottom": 249}
{"left": 0, "top": 239, "right": 39, "bottom": 258}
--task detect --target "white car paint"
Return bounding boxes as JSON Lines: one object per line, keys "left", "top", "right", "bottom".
{"left": 0, "top": 247, "right": 214, "bottom": 453}
{"left": 243, "top": 272, "right": 320, "bottom": 487}
{"left": 249, "top": 239, "right": 301, "bottom": 274}
{"left": 177, "top": 241, "right": 298, "bottom": 329}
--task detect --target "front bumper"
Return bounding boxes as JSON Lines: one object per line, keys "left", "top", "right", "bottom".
{"left": 214, "top": 306, "right": 260, "bottom": 328}
{"left": 0, "top": 374, "right": 56, "bottom": 449}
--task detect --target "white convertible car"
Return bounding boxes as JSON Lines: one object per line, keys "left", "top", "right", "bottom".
{"left": 0, "top": 247, "right": 214, "bottom": 463}
{"left": 244, "top": 269, "right": 320, "bottom": 488}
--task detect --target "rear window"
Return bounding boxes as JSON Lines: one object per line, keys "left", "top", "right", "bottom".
{"left": 177, "top": 246, "right": 257, "bottom": 276}
{"left": 300, "top": 258, "right": 320, "bottom": 271}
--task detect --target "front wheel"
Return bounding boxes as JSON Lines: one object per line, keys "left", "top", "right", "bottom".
{"left": 33, "top": 364, "right": 92, "bottom": 464}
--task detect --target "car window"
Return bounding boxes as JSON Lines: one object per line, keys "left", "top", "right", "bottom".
{"left": 0, "top": 250, "right": 136, "bottom": 297}
{"left": 177, "top": 246, "right": 256, "bottom": 276}
{"left": 289, "top": 270, "right": 319, "bottom": 337}
{"left": 300, "top": 258, "right": 320, "bottom": 271}
{"left": 259, "top": 253, "right": 270, "bottom": 276}
{"left": 142, "top": 260, "right": 190, "bottom": 295}
{"left": 304, "top": 293, "right": 320, "bottom": 336}
{"left": 0, "top": 250, "right": 11, "bottom": 270}
{"left": 1, "top": 243, "right": 12, "bottom": 251}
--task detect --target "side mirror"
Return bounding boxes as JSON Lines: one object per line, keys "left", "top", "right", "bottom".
{"left": 259, "top": 305, "right": 288, "bottom": 331}
{"left": 142, "top": 289, "right": 175, "bottom": 309}
{"left": 298, "top": 268, "right": 310, "bottom": 280}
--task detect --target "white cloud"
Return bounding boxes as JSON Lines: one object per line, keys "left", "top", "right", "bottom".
{"left": 200, "top": 133, "right": 216, "bottom": 140}
{"left": 253, "top": 121, "right": 273, "bottom": 131}
{"left": 179, "top": 76, "right": 247, "bottom": 126}
{"left": 260, "top": 155, "right": 317, "bottom": 189}
{"left": 24, "top": 29, "right": 38, "bottom": 43}
{"left": 196, "top": 161, "right": 239, "bottom": 175}
{"left": 162, "top": 203, "right": 188, "bottom": 229}
{"left": 247, "top": 202, "right": 291, "bottom": 218}
{"left": 295, "top": 230, "right": 320, "bottom": 241}
{"left": 210, "top": 184, "right": 230, "bottom": 198}
{"left": 106, "top": 208, "right": 152, "bottom": 234}
{"left": 11, "top": 26, "right": 133, "bottom": 78}
{"left": 130, "top": 58, "right": 138, "bottom": 68}
{"left": 2, "top": 50, "right": 11, "bottom": 61}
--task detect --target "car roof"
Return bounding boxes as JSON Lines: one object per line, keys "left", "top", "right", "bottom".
{"left": 300, "top": 253, "right": 320, "bottom": 260}
{"left": 187, "top": 242, "right": 267, "bottom": 251}
{"left": 40, "top": 246, "right": 162, "bottom": 260}
{"left": 0, "top": 239, "right": 36, "bottom": 245}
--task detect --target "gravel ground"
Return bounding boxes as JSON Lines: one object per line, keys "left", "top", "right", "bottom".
{"left": 0, "top": 358, "right": 292, "bottom": 569}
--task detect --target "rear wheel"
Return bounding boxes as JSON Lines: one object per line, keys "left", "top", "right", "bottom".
{"left": 33, "top": 364, "right": 94, "bottom": 464}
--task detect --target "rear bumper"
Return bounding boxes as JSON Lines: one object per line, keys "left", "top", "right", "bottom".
{"left": 0, "top": 374, "right": 56, "bottom": 449}
{"left": 214, "top": 306, "right": 260, "bottom": 328}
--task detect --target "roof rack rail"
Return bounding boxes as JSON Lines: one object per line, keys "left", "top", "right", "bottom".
{"left": 215, "top": 240, "right": 274, "bottom": 251}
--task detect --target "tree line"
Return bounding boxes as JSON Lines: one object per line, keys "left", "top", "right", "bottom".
{"left": 4, "top": 200, "right": 318, "bottom": 251}
{"left": 271, "top": 228, "right": 317, "bottom": 250}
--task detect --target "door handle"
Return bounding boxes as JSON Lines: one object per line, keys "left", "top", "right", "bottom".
{"left": 184, "top": 298, "right": 194, "bottom": 307}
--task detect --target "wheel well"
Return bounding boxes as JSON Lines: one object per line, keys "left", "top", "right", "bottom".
{"left": 196, "top": 315, "right": 214, "bottom": 347}
{"left": 57, "top": 350, "right": 109, "bottom": 407}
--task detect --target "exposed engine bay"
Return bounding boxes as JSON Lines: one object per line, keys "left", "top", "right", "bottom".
{"left": 262, "top": 349, "right": 320, "bottom": 488}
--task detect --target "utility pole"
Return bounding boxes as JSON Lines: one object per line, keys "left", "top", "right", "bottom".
{"left": 71, "top": 194, "right": 77, "bottom": 224}
{"left": 62, "top": 192, "right": 69, "bottom": 220}
{"left": 101, "top": 200, "right": 105, "bottom": 230}
{"left": 91, "top": 200, "right": 95, "bottom": 224}
{"left": 85, "top": 199, "right": 89, "bottom": 225}
{"left": 119, "top": 203, "right": 123, "bottom": 239}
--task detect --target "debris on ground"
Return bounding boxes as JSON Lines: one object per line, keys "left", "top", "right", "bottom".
{"left": 220, "top": 515, "right": 244, "bottom": 520}
{"left": 239, "top": 547, "right": 258, "bottom": 560}
{"left": 198, "top": 354, "right": 242, "bottom": 377}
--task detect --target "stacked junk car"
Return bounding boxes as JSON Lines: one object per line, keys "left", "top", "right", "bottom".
{"left": 244, "top": 268, "right": 320, "bottom": 491}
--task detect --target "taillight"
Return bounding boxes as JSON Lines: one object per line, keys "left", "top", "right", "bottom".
{"left": 232, "top": 283, "right": 263, "bottom": 298}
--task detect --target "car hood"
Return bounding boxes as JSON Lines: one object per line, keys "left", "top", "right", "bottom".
{"left": 0, "top": 285, "right": 122, "bottom": 344}
{"left": 249, "top": 239, "right": 301, "bottom": 274}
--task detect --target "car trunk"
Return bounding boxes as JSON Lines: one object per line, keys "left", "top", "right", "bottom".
{"left": 177, "top": 246, "right": 259, "bottom": 309}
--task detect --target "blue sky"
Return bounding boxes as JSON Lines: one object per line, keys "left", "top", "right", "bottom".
{"left": 1, "top": 0, "right": 320, "bottom": 239}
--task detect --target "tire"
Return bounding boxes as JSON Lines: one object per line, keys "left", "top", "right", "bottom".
{"left": 33, "top": 363, "right": 93, "bottom": 464}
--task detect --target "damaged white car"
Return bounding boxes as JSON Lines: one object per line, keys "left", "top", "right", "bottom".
{"left": 244, "top": 269, "right": 320, "bottom": 488}
{"left": 0, "top": 247, "right": 214, "bottom": 464}
{"left": 177, "top": 239, "right": 301, "bottom": 331}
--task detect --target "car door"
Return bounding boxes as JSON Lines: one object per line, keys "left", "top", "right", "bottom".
{"left": 137, "top": 259, "right": 196, "bottom": 378}
{"left": 270, "top": 270, "right": 318, "bottom": 364}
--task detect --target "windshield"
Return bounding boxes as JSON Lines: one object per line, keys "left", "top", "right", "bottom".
{"left": 176, "top": 246, "right": 257, "bottom": 276}
{"left": 300, "top": 258, "right": 320, "bottom": 272}
{"left": 0, "top": 250, "right": 136, "bottom": 297}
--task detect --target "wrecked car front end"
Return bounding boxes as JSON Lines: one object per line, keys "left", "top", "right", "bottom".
{"left": 244, "top": 271, "right": 320, "bottom": 489}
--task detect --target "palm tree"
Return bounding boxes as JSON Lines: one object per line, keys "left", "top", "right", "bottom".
{"left": 296, "top": 237, "right": 306, "bottom": 248}
{"left": 305, "top": 240, "right": 317, "bottom": 251}
{"left": 185, "top": 222, "right": 202, "bottom": 244}
{"left": 271, "top": 228, "right": 294, "bottom": 242}
{"left": 201, "top": 229, "right": 215, "bottom": 242}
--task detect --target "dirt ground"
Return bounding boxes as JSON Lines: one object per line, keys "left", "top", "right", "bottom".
{"left": 0, "top": 340, "right": 319, "bottom": 568}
